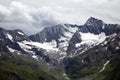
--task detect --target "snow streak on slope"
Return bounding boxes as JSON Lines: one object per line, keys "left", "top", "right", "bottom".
{"left": 17, "top": 31, "right": 24, "bottom": 35}
{"left": 99, "top": 60, "right": 110, "bottom": 72}
{"left": 7, "top": 46, "right": 21, "bottom": 55}
{"left": 6, "top": 33, "right": 13, "bottom": 41}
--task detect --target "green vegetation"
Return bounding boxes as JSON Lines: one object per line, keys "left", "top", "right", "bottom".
{"left": 0, "top": 52, "right": 57, "bottom": 80}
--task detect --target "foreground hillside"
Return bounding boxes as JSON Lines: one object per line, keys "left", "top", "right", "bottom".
{"left": 0, "top": 52, "right": 57, "bottom": 80}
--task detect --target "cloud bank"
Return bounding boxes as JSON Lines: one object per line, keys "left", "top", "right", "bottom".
{"left": 0, "top": 0, "right": 120, "bottom": 34}
{"left": 0, "top": 1, "right": 62, "bottom": 34}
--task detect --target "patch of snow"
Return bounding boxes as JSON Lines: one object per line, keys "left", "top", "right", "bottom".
{"left": 7, "top": 46, "right": 15, "bottom": 53}
{"left": 17, "top": 42, "right": 36, "bottom": 54}
{"left": 81, "top": 50, "right": 85, "bottom": 53}
{"left": 59, "top": 55, "right": 66, "bottom": 60}
{"left": 58, "top": 32, "right": 73, "bottom": 51}
{"left": 22, "top": 40, "right": 67, "bottom": 60}
{"left": 101, "top": 43, "right": 104, "bottom": 46}
{"left": 17, "top": 42, "right": 31, "bottom": 49}
{"left": 105, "top": 47, "right": 108, "bottom": 50}
{"left": 58, "top": 36, "right": 66, "bottom": 41}
{"left": 63, "top": 73, "right": 70, "bottom": 80}
{"left": 107, "top": 33, "right": 117, "bottom": 38}
{"left": 76, "top": 32, "right": 106, "bottom": 47}
{"left": 96, "top": 49, "right": 98, "bottom": 52}
{"left": 22, "top": 40, "right": 31, "bottom": 44}
{"left": 23, "top": 40, "right": 59, "bottom": 52}
{"left": 116, "top": 47, "right": 119, "bottom": 50}
{"left": 59, "top": 51, "right": 67, "bottom": 55}
{"left": 99, "top": 60, "right": 110, "bottom": 72}
{"left": 103, "top": 41, "right": 108, "bottom": 45}
{"left": 64, "top": 25, "right": 78, "bottom": 33}
{"left": 32, "top": 55, "right": 38, "bottom": 60}
{"left": 64, "top": 31, "right": 73, "bottom": 38}
{"left": 111, "top": 39, "right": 115, "bottom": 42}
{"left": 45, "top": 38, "right": 47, "bottom": 41}
{"left": 6, "top": 33, "right": 13, "bottom": 41}
{"left": 58, "top": 25, "right": 78, "bottom": 51}
{"left": 24, "top": 49, "right": 35, "bottom": 54}
{"left": 7, "top": 46, "right": 20, "bottom": 55}
{"left": 82, "top": 59, "right": 84, "bottom": 63}
{"left": 18, "top": 31, "right": 24, "bottom": 35}
{"left": 58, "top": 40, "right": 68, "bottom": 51}
{"left": 102, "top": 23, "right": 105, "bottom": 29}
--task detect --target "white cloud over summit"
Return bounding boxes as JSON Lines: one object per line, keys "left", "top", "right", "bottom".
{"left": 0, "top": 0, "right": 120, "bottom": 34}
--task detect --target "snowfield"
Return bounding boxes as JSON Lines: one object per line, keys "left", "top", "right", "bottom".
{"left": 76, "top": 32, "right": 106, "bottom": 47}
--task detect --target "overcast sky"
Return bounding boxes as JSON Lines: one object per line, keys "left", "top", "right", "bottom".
{"left": 0, "top": 0, "right": 120, "bottom": 34}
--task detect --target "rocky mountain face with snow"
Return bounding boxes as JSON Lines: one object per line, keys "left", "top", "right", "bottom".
{"left": 66, "top": 17, "right": 120, "bottom": 57}
{"left": 0, "top": 27, "right": 28, "bottom": 53}
{"left": 0, "top": 17, "right": 120, "bottom": 80}
{"left": 64, "top": 32, "right": 120, "bottom": 80}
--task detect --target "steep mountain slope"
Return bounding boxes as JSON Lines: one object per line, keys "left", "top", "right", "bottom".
{"left": 0, "top": 52, "right": 57, "bottom": 80}
{"left": 0, "top": 17, "right": 120, "bottom": 80}
{"left": 80, "top": 17, "right": 120, "bottom": 35}
{"left": 0, "top": 27, "right": 28, "bottom": 54}
{"left": 29, "top": 24, "right": 79, "bottom": 52}
{"left": 27, "top": 17, "right": 120, "bottom": 63}
{"left": 64, "top": 32, "right": 120, "bottom": 80}
{"left": 26, "top": 24, "right": 79, "bottom": 64}
{"left": 0, "top": 17, "right": 120, "bottom": 66}
{"left": 66, "top": 17, "right": 120, "bottom": 57}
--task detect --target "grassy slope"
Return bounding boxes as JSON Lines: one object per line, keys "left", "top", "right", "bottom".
{"left": 0, "top": 52, "right": 57, "bottom": 80}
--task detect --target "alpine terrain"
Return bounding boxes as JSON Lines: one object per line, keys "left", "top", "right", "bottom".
{"left": 0, "top": 17, "right": 120, "bottom": 80}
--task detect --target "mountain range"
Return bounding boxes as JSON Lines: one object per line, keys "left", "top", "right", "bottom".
{"left": 0, "top": 17, "right": 120, "bottom": 80}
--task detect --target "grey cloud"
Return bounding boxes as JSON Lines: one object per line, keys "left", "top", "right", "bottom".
{"left": 0, "top": 1, "right": 62, "bottom": 35}
{"left": 0, "top": 0, "right": 120, "bottom": 35}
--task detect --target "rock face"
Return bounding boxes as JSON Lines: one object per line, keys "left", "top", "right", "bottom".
{"left": 0, "top": 27, "right": 27, "bottom": 53}
{"left": 66, "top": 17, "right": 120, "bottom": 57}
{"left": 64, "top": 32, "right": 120, "bottom": 80}
{"left": 67, "top": 31, "right": 82, "bottom": 55}
{"left": 79, "top": 17, "right": 120, "bottom": 35}
{"left": 80, "top": 17, "right": 104, "bottom": 34}
{"left": 29, "top": 24, "right": 68, "bottom": 43}
{"left": 0, "top": 17, "right": 120, "bottom": 66}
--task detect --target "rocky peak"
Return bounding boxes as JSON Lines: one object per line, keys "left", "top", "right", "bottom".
{"left": 67, "top": 30, "right": 82, "bottom": 55}
{"left": 29, "top": 24, "right": 69, "bottom": 43}
{"left": 85, "top": 17, "right": 104, "bottom": 26}
{"left": 79, "top": 17, "right": 120, "bottom": 35}
{"left": 69, "top": 31, "right": 81, "bottom": 45}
